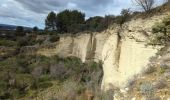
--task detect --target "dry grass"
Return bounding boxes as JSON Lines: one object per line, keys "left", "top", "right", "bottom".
{"left": 125, "top": 62, "right": 170, "bottom": 99}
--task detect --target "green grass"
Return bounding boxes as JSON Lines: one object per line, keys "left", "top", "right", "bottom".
{"left": 0, "top": 39, "right": 17, "bottom": 47}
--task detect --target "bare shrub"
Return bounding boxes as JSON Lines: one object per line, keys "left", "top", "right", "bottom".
{"left": 144, "top": 64, "right": 156, "bottom": 74}
{"left": 133, "top": 0, "right": 155, "bottom": 12}
{"left": 127, "top": 77, "right": 137, "bottom": 87}
{"left": 154, "top": 78, "right": 167, "bottom": 89}
{"left": 160, "top": 62, "right": 169, "bottom": 69}
{"left": 164, "top": 71, "right": 170, "bottom": 78}
{"left": 149, "top": 56, "right": 157, "bottom": 63}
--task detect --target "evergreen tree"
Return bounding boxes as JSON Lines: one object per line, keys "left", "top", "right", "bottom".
{"left": 45, "top": 11, "right": 57, "bottom": 31}
{"left": 33, "top": 26, "right": 38, "bottom": 32}
{"left": 15, "top": 26, "right": 25, "bottom": 36}
{"left": 56, "top": 10, "right": 85, "bottom": 33}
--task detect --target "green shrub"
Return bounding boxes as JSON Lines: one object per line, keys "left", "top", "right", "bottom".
{"left": 31, "top": 66, "right": 44, "bottom": 78}
{"left": 160, "top": 67, "right": 166, "bottom": 74}
{"left": 9, "top": 89, "right": 20, "bottom": 99}
{"left": 35, "top": 55, "right": 51, "bottom": 66}
{"left": 0, "top": 39, "right": 17, "bottom": 47}
{"left": 15, "top": 26, "right": 24, "bottom": 33}
{"left": 116, "top": 9, "right": 132, "bottom": 26}
{"left": 0, "top": 74, "right": 35, "bottom": 99}
{"left": 59, "top": 57, "right": 82, "bottom": 75}
{"left": 49, "top": 35, "right": 60, "bottom": 42}
{"left": 0, "top": 81, "right": 8, "bottom": 96}
{"left": 38, "top": 75, "right": 51, "bottom": 82}
{"left": 159, "top": 63, "right": 168, "bottom": 74}
{"left": 166, "top": 25, "right": 170, "bottom": 36}
{"left": 152, "top": 23, "right": 166, "bottom": 33}
{"left": 14, "top": 74, "right": 34, "bottom": 89}
{"left": 55, "top": 80, "right": 81, "bottom": 100}
{"left": 17, "top": 37, "right": 29, "bottom": 47}
{"left": 87, "top": 61, "right": 100, "bottom": 71}
{"left": 163, "top": 16, "right": 170, "bottom": 26}
{"left": 0, "top": 54, "right": 103, "bottom": 99}
{"left": 150, "top": 15, "right": 170, "bottom": 45}
{"left": 0, "top": 57, "right": 20, "bottom": 74}
{"left": 17, "top": 35, "right": 38, "bottom": 47}
{"left": 37, "top": 82, "right": 53, "bottom": 89}
{"left": 50, "top": 63, "right": 68, "bottom": 81}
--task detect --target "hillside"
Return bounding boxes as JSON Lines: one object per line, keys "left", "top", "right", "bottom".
{"left": 0, "top": 24, "right": 32, "bottom": 31}
{"left": 0, "top": 1, "right": 170, "bottom": 100}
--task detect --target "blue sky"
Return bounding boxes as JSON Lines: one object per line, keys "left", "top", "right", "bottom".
{"left": 0, "top": 0, "right": 165, "bottom": 29}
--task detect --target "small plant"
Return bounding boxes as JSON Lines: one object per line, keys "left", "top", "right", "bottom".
{"left": 140, "top": 82, "right": 154, "bottom": 98}
{"left": 160, "top": 67, "right": 166, "bottom": 74}
{"left": 160, "top": 62, "right": 168, "bottom": 69}
{"left": 159, "top": 63, "right": 168, "bottom": 74}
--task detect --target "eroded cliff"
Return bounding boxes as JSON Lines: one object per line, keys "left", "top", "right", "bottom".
{"left": 37, "top": 12, "right": 170, "bottom": 91}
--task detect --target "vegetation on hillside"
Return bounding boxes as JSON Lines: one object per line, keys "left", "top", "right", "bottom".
{"left": 0, "top": 54, "right": 103, "bottom": 99}
{"left": 0, "top": 0, "right": 170, "bottom": 100}
{"left": 44, "top": 9, "right": 132, "bottom": 33}
{"left": 149, "top": 15, "right": 170, "bottom": 45}
{"left": 124, "top": 50, "right": 170, "bottom": 100}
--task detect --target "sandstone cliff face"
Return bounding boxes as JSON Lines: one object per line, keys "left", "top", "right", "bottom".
{"left": 101, "top": 35, "right": 158, "bottom": 90}
{"left": 37, "top": 12, "right": 170, "bottom": 91}
{"left": 37, "top": 32, "right": 110, "bottom": 62}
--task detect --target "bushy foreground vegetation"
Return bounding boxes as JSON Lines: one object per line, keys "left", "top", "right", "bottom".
{"left": 0, "top": 54, "right": 103, "bottom": 99}
{"left": 149, "top": 15, "right": 170, "bottom": 45}
{"left": 0, "top": 26, "right": 106, "bottom": 99}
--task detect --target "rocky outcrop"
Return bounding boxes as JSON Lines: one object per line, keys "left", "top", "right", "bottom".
{"left": 37, "top": 12, "right": 170, "bottom": 91}
{"left": 37, "top": 32, "right": 110, "bottom": 62}
{"left": 101, "top": 35, "right": 158, "bottom": 90}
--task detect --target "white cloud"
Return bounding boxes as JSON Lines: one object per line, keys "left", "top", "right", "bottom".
{"left": 0, "top": 0, "right": 165, "bottom": 29}
{"left": 0, "top": 0, "right": 46, "bottom": 28}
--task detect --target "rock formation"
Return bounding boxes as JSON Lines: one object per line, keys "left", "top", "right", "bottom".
{"left": 37, "top": 12, "right": 170, "bottom": 91}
